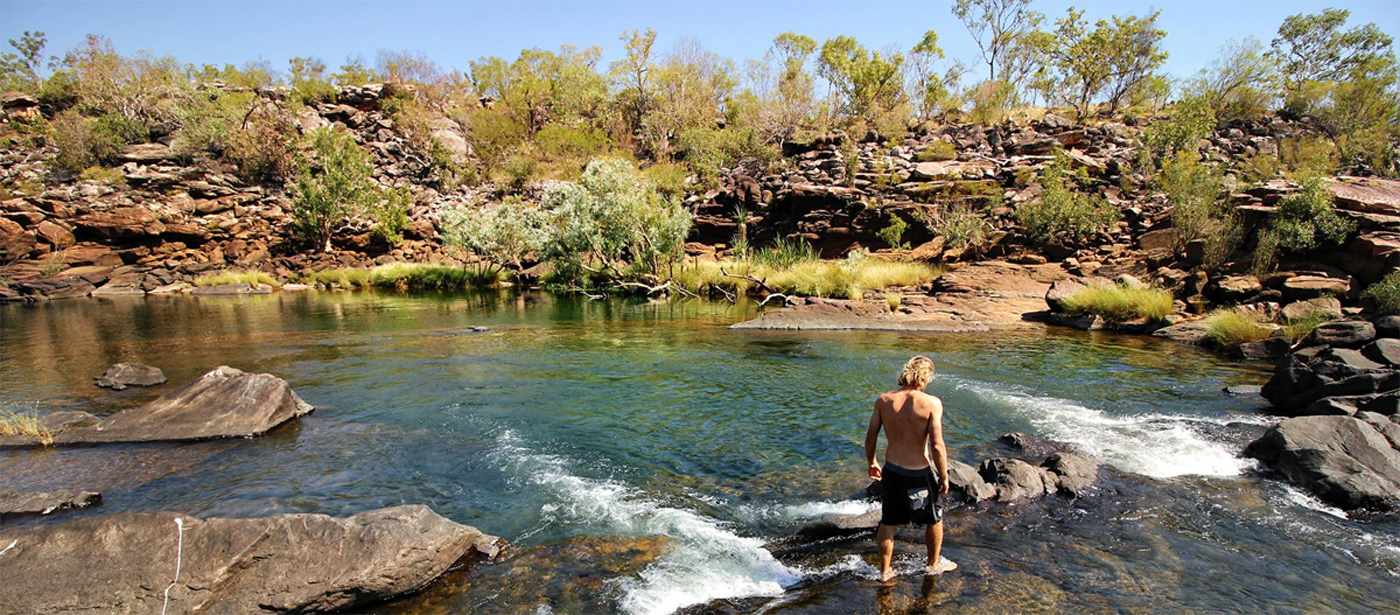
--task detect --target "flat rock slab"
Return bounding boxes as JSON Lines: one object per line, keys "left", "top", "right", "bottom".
{"left": 1245, "top": 415, "right": 1400, "bottom": 511}
{"left": 0, "top": 505, "right": 504, "bottom": 614}
{"left": 0, "top": 488, "right": 101, "bottom": 518}
{"left": 94, "top": 362, "right": 167, "bottom": 390}
{"left": 1, "top": 366, "right": 312, "bottom": 446}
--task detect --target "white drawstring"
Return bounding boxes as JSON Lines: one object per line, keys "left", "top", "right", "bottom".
{"left": 0, "top": 539, "right": 15, "bottom": 557}
{"left": 160, "top": 518, "right": 186, "bottom": 615}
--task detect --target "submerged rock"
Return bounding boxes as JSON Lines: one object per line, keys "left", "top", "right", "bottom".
{"left": 1245, "top": 415, "right": 1400, "bottom": 512}
{"left": 94, "top": 362, "right": 167, "bottom": 390}
{"left": 0, "top": 366, "right": 312, "bottom": 446}
{"left": 0, "top": 488, "right": 101, "bottom": 518}
{"left": 0, "top": 505, "right": 504, "bottom": 614}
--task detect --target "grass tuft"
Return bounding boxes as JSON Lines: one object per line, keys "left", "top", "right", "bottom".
{"left": 0, "top": 409, "right": 54, "bottom": 447}
{"left": 194, "top": 270, "right": 280, "bottom": 287}
{"left": 669, "top": 258, "right": 940, "bottom": 300}
{"left": 302, "top": 263, "right": 502, "bottom": 291}
{"left": 1203, "top": 309, "right": 1276, "bottom": 347}
{"left": 1061, "top": 285, "right": 1174, "bottom": 322}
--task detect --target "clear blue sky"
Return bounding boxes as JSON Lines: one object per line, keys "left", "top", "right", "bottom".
{"left": 2, "top": 1, "right": 1398, "bottom": 83}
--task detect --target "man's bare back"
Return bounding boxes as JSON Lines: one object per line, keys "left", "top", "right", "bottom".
{"left": 864, "top": 356, "right": 956, "bottom": 580}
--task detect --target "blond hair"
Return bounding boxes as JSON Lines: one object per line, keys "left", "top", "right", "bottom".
{"left": 898, "top": 356, "right": 934, "bottom": 388}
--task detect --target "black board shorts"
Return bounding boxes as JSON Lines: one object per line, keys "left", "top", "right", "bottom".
{"left": 879, "top": 462, "right": 944, "bottom": 526}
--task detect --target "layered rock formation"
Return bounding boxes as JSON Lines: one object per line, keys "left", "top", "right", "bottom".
{"left": 0, "top": 505, "right": 505, "bottom": 614}
{"left": 0, "top": 366, "right": 312, "bottom": 446}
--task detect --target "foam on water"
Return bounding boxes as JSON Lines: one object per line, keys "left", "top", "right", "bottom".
{"left": 949, "top": 378, "right": 1255, "bottom": 478}
{"left": 490, "top": 430, "right": 801, "bottom": 615}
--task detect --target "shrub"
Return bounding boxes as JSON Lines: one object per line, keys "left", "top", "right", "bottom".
{"left": 1161, "top": 153, "right": 1240, "bottom": 270}
{"left": 675, "top": 126, "right": 776, "bottom": 189}
{"left": 1363, "top": 270, "right": 1400, "bottom": 315}
{"left": 1016, "top": 158, "right": 1117, "bottom": 245}
{"left": 1282, "top": 310, "right": 1336, "bottom": 341}
{"left": 302, "top": 264, "right": 500, "bottom": 290}
{"left": 642, "top": 162, "right": 690, "bottom": 203}
{"left": 172, "top": 89, "right": 254, "bottom": 160}
{"left": 442, "top": 196, "right": 548, "bottom": 275}
{"left": 967, "top": 80, "right": 1013, "bottom": 126}
{"left": 1278, "top": 136, "right": 1338, "bottom": 178}
{"left": 877, "top": 214, "right": 909, "bottom": 250}
{"left": 1143, "top": 95, "right": 1216, "bottom": 161}
{"left": 920, "top": 205, "right": 990, "bottom": 251}
{"left": 1203, "top": 308, "right": 1275, "bottom": 347}
{"left": 226, "top": 105, "right": 297, "bottom": 184}
{"left": 291, "top": 128, "right": 379, "bottom": 252}
{"left": 48, "top": 110, "right": 145, "bottom": 172}
{"left": 371, "top": 186, "right": 412, "bottom": 244}
{"left": 1253, "top": 177, "right": 1356, "bottom": 271}
{"left": 536, "top": 124, "right": 614, "bottom": 176}
{"left": 916, "top": 141, "right": 957, "bottom": 162}
{"left": 1061, "top": 285, "right": 1175, "bottom": 322}
{"left": 543, "top": 159, "right": 690, "bottom": 281}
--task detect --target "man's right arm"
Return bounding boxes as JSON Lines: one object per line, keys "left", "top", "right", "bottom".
{"left": 927, "top": 397, "right": 949, "bottom": 494}
{"left": 865, "top": 402, "right": 883, "bottom": 480}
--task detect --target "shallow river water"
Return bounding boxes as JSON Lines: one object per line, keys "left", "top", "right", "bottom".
{"left": 1, "top": 291, "right": 1397, "bottom": 614}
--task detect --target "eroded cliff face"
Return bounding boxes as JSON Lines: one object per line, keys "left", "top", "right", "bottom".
{"left": 2, "top": 85, "right": 1398, "bottom": 304}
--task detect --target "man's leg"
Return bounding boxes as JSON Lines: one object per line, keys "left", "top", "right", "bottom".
{"left": 924, "top": 520, "right": 957, "bottom": 574}
{"left": 876, "top": 523, "right": 897, "bottom": 581}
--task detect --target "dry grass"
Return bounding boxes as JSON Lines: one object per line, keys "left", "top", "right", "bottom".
{"left": 194, "top": 270, "right": 280, "bottom": 287}
{"left": 670, "top": 258, "right": 941, "bottom": 300}
{"left": 1204, "top": 309, "right": 1276, "bottom": 347}
{"left": 1061, "top": 285, "right": 1175, "bottom": 322}
{"left": 0, "top": 409, "right": 54, "bottom": 446}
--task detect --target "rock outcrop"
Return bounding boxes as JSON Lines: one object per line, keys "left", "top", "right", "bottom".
{"left": 94, "top": 362, "right": 167, "bottom": 390}
{"left": 0, "top": 505, "right": 505, "bottom": 614}
{"left": 0, "top": 487, "right": 101, "bottom": 518}
{"left": 0, "top": 366, "right": 312, "bottom": 446}
{"left": 1260, "top": 319, "right": 1399, "bottom": 417}
{"left": 1245, "top": 414, "right": 1400, "bottom": 512}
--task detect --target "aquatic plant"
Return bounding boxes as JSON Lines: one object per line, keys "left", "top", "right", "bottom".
{"left": 1061, "top": 285, "right": 1174, "bottom": 322}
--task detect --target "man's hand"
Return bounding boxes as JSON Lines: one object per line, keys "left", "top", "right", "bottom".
{"left": 869, "top": 463, "right": 883, "bottom": 480}
{"left": 939, "top": 476, "right": 949, "bottom": 496}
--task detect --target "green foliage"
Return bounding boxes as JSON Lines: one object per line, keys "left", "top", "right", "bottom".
{"left": 920, "top": 205, "right": 990, "bottom": 251}
{"left": 1039, "top": 7, "right": 1169, "bottom": 117}
{"left": 172, "top": 89, "right": 254, "bottom": 159}
{"left": 372, "top": 186, "right": 412, "bottom": 244}
{"left": 442, "top": 196, "right": 548, "bottom": 275}
{"left": 78, "top": 165, "right": 125, "bottom": 185}
{"left": 1362, "top": 270, "right": 1400, "bottom": 315}
{"left": 749, "top": 236, "right": 819, "bottom": 268}
{"left": 1271, "top": 8, "right": 1394, "bottom": 96}
{"left": 1143, "top": 96, "right": 1216, "bottom": 160}
{"left": 291, "top": 128, "right": 379, "bottom": 252}
{"left": 194, "top": 270, "right": 280, "bottom": 287}
{"left": 1161, "top": 153, "right": 1240, "bottom": 269}
{"left": 817, "top": 35, "right": 905, "bottom": 120}
{"left": 1016, "top": 157, "right": 1117, "bottom": 245}
{"left": 1278, "top": 136, "right": 1338, "bottom": 177}
{"left": 303, "top": 263, "right": 500, "bottom": 290}
{"left": 675, "top": 126, "right": 775, "bottom": 188}
{"left": 916, "top": 141, "right": 957, "bottom": 162}
{"left": 1282, "top": 310, "right": 1336, "bottom": 342}
{"left": 671, "top": 257, "right": 939, "bottom": 300}
{"left": 878, "top": 214, "right": 909, "bottom": 250}
{"left": 48, "top": 109, "right": 145, "bottom": 172}
{"left": 288, "top": 56, "right": 337, "bottom": 105}
{"left": 966, "top": 80, "right": 1013, "bottom": 125}
{"left": 226, "top": 105, "right": 297, "bottom": 184}
{"left": 465, "top": 107, "right": 527, "bottom": 179}
{"left": 1191, "top": 38, "right": 1278, "bottom": 122}
{"left": 952, "top": 0, "right": 1044, "bottom": 85}
{"left": 1062, "top": 284, "right": 1174, "bottom": 323}
{"left": 0, "top": 30, "right": 47, "bottom": 93}
{"left": 1203, "top": 309, "right": 1275, "bottom": 347}
{"left": 642, "top": 162, "right": 690, "bottom": 203}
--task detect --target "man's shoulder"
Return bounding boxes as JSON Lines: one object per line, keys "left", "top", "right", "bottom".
{"left": 915, "top": 391, "right": 943, "bottom": 411}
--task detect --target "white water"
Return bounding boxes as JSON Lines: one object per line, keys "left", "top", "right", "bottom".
{"left": 489, "top": 430, "right": 802, "bottom": 615}
{"left": 949, "top": 378, "right": 1257, "bottom": 478}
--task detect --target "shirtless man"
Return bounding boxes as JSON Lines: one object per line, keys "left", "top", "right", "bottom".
{"left": 864, "top": 355, "right": 956, "bottom": 581}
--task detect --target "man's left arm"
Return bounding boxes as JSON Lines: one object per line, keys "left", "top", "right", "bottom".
{"left": 865, "top": 403, "right": 883, "bottom": 480}
{"left": 928, "top": 398, "right": 949, "bottom": 495}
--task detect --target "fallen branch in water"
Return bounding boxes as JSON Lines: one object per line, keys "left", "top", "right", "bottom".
{"left": 720, "top": 268, "right": 775, "bottom": 294}
{"left": 564, "top": 287, "right": 606, "bottom": 300}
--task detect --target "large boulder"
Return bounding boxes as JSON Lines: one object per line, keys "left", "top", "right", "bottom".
{"left": 978, "top": 458, "right": 1052, "bottom": 502}
{"left": 1044, "top": 278, "right": 1085, "bottom": 312}
{"left": 1303, "top": 320, "right": 1377, "bottom": 348}
{"left": 94, "top": 362, "right": 167, "bottom": 390}
{"left": 1, "top": 366, "right": 312, "bottom": 446}
{"left": 1261, "top": 343, "right": 1399, "bottom": 416}
{"left": 0, "top": 505, "right": 504, "bottom": 614}
{"left": 1245, "top": 415, "right": 1400, "bottom": 511}
{"left": 1041, "top": 452, "right": 1099, "bottom": 497}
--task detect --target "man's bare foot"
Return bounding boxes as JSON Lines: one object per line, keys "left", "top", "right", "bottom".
{"left": 879, "top": 568, "right": 898, "bottom": 582}
{"left": 925, "top": 557, "right": 958, "bottom": 575}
